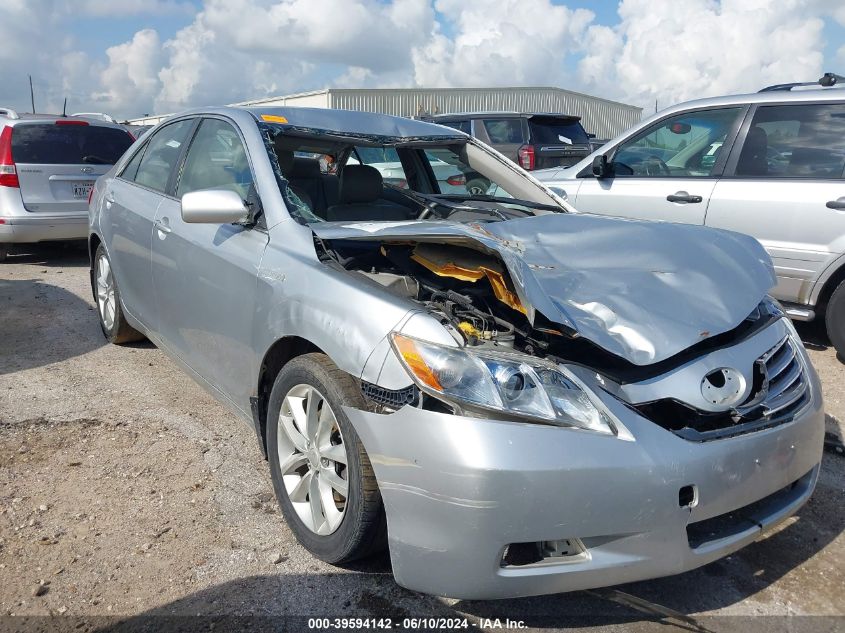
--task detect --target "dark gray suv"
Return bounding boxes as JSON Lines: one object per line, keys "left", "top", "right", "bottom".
{"left": 431, "top": 112, "right": 592, "bottom": 171}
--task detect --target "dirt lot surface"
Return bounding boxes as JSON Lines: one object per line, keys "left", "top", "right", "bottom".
{"left": 1, "top": 243, "right": 843, "bottom": 632}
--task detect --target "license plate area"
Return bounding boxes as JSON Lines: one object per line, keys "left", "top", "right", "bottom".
{"left": 72, "top": 182, "right": 93, "bottom": 198}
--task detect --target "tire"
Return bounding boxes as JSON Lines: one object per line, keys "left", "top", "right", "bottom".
{"left": 465, "top": 178, "right": 490, "bottom": 196}
{"left": 0, "top": 244, "right": 7, "bottom": 262}
{"left": 93, "top": 244, "right": 144, "bottom": 344}
{"left": 266, "top": 353, "right": 386, "bottom": 563}
{"left": 825, "top": 280, "right": 845, "bottom": 360}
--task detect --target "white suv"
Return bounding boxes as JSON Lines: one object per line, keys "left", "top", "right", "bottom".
{"left": 536, "top": 74, "right": 845, "bottom": 358}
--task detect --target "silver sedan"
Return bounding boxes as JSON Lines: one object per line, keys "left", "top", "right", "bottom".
{"left": 88, "top": 106, "right": 824, "bottom": 599}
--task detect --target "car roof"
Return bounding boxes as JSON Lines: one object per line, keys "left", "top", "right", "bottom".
{"left": 432, "top": 111, "right": 580, "bottom": 121}
{"left": 655, "top": 85, "right": 845, "bottom": 117}
{"left": 164, "top": 106, "right": 468, "bottom": 142}
{"left": 0, "top": 112, "right": 127, "bottom": 130}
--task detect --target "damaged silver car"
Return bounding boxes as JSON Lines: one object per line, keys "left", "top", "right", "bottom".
{"left": 88, "top": 107, "right": 825, "bottom": 600}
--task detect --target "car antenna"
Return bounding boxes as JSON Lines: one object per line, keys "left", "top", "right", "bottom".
{"left": 62, "top": 97, "right": 67, "bottom": 117}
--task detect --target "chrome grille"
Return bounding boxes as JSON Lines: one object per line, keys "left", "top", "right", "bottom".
{"left": 640, "top": 334, "right": 812, "bottom": 442}
{"left": 751, "top": 335, "right": 811, "bottom": 422}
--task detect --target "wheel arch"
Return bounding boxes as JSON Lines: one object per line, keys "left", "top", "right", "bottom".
{"left": 813, "top": 258, "right": 845, "bottom": 315}
{"left": 253, "top": 335, "right": 327, "bottom": 458}
{"left": 88, "top": 233, "right": 103, "bottom": 300}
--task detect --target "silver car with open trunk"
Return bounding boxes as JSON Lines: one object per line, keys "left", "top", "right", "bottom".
{"left": 88, "top": 106, "right": 824, "bottom": 599}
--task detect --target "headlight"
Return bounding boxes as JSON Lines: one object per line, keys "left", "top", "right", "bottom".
{"left": 391, "top": 333, "right": 615, "bottom": 435}
{"left": 761, "top": 295, "right": 785, "bottom": 318}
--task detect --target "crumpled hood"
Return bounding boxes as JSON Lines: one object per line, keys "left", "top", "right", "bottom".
{"left": 311, "top": 214, "right": 776, "bottom": 365}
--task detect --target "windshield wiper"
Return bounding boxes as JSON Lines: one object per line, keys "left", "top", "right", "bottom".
{"left": 431, "top": 193, "right": 563, "bottom": 212}
{"left": 394, "top": 188, "right": 511, "bottom": 220}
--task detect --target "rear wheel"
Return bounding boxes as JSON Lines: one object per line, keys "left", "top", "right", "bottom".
{"left": 825, "top": 280, "right": 845, "bottom": 360}
{"left": 267, "top": 353, "right": 386, "bottom": 563}
{"left": 93, "top": 244, "right": 144, "bottom": 344}
{"left": 465, "top": 178, "right": 490, "bottom": 196}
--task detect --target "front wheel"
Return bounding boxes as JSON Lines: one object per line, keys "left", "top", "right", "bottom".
{"left": 825, "top": 280, "right": 845, "bottom": 361}
{"left": 267, "top": 353, "right": 386, "bottom": 563}
{"left": 93, "top": 244, "right": 144, "bottom": 344}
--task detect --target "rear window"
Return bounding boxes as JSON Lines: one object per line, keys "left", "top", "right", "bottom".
{"left": 528, "top": 118, "right": 590, "bottom": 145}
{"left": 482, "top": 119, "right": 525, "bottom": 144}
{"left": 11, "top": 124, "right": 133, "bottom": 165}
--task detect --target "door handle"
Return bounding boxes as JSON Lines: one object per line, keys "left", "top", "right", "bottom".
{"left": 826, "top": 198, "right": 845, "bottom": 210}
{"left": 154, "top": 218, "right": 172, "bottom": 235}
{"left": 666, "top": 192, "right": 703, "bottom": 203}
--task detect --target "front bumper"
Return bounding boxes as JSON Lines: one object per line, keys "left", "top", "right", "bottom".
{"left": 0, "top": 214, "right": 88, "bottom": 243}
{"left": 345, "top": 369, "right": 824, "bottom": 599}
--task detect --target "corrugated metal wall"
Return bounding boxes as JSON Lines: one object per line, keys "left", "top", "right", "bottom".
{"left": 324, "top": 88, "right": 641, "bottom": 139}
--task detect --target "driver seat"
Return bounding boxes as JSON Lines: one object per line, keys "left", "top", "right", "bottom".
{"left": 326, "top": 165, "right": 412, "bottom": 221}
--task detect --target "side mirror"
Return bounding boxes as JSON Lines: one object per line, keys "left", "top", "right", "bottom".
{"left": 592, "top": 154, "right": 612, "bottom": 179}
{"left": 181, "top": 189, "right": 248, "bottom": 224}
{"left": 548, "top": 186, "right": 568, "bottom": 200}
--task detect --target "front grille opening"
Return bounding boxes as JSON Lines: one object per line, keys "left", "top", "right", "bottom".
{"left": 635, "top": 336, "right": 810, "bottom": 442}
{"left": 501, "top": 539, "right": 586, "bottom": 567}
{"left": 686, "top": 469, "right": 813, "bottom": 549}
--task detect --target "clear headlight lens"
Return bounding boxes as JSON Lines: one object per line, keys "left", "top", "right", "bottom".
{"left": 391, "top": 333, "right": 615, "bottom": 435}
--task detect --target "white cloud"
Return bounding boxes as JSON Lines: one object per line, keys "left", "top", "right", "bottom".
{"left": 413, "top": 0, "right": 595, "bottom": 87}
{"left": 578, "top": 0, "right": 828, "bottom": 109}
{"left": 1, "top": 0, "right": 843, "bottom": 120}
{"left": 93, "top": 30, "right": 165, "bottom": 115}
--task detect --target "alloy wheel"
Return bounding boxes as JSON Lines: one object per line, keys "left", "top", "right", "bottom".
{"left": 277, "top": 384, "right": 349, "bottom": 535}
{"left": 96, "top": 253, "right": 116, "bottom": 331}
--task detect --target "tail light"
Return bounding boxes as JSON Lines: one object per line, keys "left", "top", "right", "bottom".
{"left": 518, "top": 145, "right": 535, "bottom": 170}
{"left": 446, "top": 174, "right": 466, "bottom": 186}
{"left": 0, "top": 126, "right": 19, "bottom": 188}
{"left": 55, "top": 119, "right": 89, "bottom": 126}
{"left": 87, "top": 184, "right": 96, "bottom": 205}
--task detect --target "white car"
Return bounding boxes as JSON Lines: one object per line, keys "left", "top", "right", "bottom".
{"left": 535, "top": 74, "right": 845, "bottom": 358}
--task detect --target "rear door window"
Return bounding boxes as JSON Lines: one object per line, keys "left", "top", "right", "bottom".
{"left": 440, "top": 120, "right": 471, "bottom": 134}
{"left": 130, "top": 119, "right": 195, "bottom": 194}
{"left": 732, "top": 104, "right": 845, "bottom": 178}
{"left": 11, "top": 124, "right": 133, "bottom": 165}
{"left": 528, "top": 118, "right": 590, "bottom": 145}
{"left": 482, "top": 119, "right": 525, "bottom": 144}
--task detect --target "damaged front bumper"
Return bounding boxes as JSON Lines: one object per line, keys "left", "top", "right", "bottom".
{"left": 344, "top": 368, "right": 824, "bottom": 600}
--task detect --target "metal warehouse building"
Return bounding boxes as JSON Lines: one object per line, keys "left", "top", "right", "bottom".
{"left": 130, "top": 87, "right": 642, "bottom": 139}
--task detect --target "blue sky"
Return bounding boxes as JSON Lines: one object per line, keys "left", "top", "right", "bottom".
{"left": 3, "top": 0, "right": 844, "bottom": 120}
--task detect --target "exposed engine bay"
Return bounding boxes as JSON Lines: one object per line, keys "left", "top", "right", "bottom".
{"left": 315, "top": 235, "right": 778, "bottom": 382}
{"left": 319, "top": 238, "right": 549, "bottom": 353}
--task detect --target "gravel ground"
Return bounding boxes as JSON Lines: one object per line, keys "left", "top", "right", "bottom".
{"left": 0, "top": 243, "right": 843, "bottom": 632}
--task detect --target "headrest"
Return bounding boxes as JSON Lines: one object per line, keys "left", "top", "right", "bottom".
{"left": 290, "top": 157, "right": 322, "bottom": 179}
{"left": 340, "top": 164, "right": 383, "bottom": 203}
{"left": 274, "top": 135, "right": 295, "bottom": 173}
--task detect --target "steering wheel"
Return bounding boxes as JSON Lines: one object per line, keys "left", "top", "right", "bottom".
{"left": 639, "top": 155, "right": 671, "bottom": 177}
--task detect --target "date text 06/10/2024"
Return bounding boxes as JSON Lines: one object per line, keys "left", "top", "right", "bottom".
{"left": 307, "top": 617, "right": 528, "bottom": 630}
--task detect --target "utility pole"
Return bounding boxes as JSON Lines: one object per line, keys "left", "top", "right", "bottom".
{"left": 29, "top": 75, "right": 35, "bottom": 113}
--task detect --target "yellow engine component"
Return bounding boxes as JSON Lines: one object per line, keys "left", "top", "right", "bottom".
{"left": 411, "top": 244, "right": 526, "bottom": 315}
{"left": 458, "top": 321, "right": 481, "bottom": 339}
